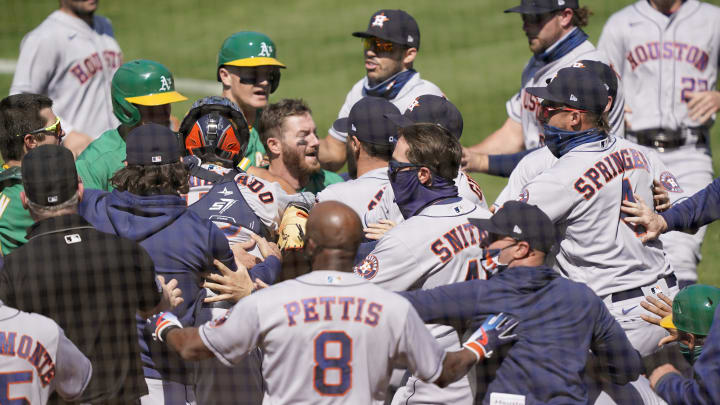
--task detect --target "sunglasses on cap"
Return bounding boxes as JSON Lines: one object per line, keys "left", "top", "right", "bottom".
{"left": 388, "top": 159, "right": 424, "bottom": 181}
{"left": 538, "top": 103, "right": 587, "bottom": 124}
{"left": 24, "top": 116, "right": 64, "bottom": 140}
{"left": 363, "top": 37, "right": 396, "bottom": 53}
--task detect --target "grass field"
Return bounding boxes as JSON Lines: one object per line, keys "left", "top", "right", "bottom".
{"left": 2, "top": 0, "right": 720, "bottom": 284}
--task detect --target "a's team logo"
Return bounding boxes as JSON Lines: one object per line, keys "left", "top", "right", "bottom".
{"left": 518, "top": 189, "right": 529, "bottom": 203}
{"left": 354, "top": 254, "right": 379, "bottom": 280}
{"left": 372, "top": 13, "right": 390, "bottom": 28}
{"left": 159, "top": 75, "right": 173, "bottom": 91}
{"left": 659, "top": 171, "right": 683, "bottom": 193}
{"left": 408, "top": 98, "right": 420, "bottom": 111}
{"left": 258, "top": 42, "right": 273, "bottom": 57}
{"left": 208, "top": 307, "right": 234, "bottom": 328}
{"left": 209, "top": 198, "right": 237, "bottom": 214}
{"left": 218, "top": 187, "right": 233, "bottom": 197}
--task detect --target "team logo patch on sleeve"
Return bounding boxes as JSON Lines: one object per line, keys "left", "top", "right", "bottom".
{"left": 517, "top": 189, "right": 529, "bottom": 203}
{"left": 659, "top": 171, "right": 683, "bottom": 193}
{"left": 354, "top": 254, "right": 379, "bottom": 280}
{"left": 208, "top": 307, "right": 234, "bottom": 328}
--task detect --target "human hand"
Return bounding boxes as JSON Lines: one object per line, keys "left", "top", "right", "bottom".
{"left": 364, "top": 219, "right": 396, "bottom": 240}
{"left": 231, "top": 240, "right": 262, "bottom": 269}
{"left": 250, "top": 233, "right": 281, "bottom": 261}
{"left": 461, "top": 148, "right": 489, "bottom": 173}
{"left": 463, "top": 313, "right": 519, "bottom": 361}
{"left": 156, "top": 275, "right": 184, "bottom": 312}
{"left": 203, "top": 259, "right": 254, "bottom": 303}
{"left": 652, "top": 180, "right": 671, "bottom": 212}
{"left": 687, "top": 91, "right": 720, "bottom": 124}
{"left": 620, "top": 194, "right": 667, "bottom": 242}
{"left": 649, "top": 363, "right": 680, "bottom": 389}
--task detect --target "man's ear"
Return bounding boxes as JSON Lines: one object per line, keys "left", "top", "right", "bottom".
{"left": 605, "top": 96, "right": 614, "bottom": 114}
{"left": 513, "top": 241, "right": 532, "bottom": 260}
{"left": 305, "top": 237, "right": 317, "bottom": 258}
{"left": 24, "top": 134, "right": 37, "bottom": 151}
{"left": 266, "top": 137, "right": 283, "bottom": 156}
{"left": 402, "top": 47, "right": 418, "bottom": 66}
{"left": 417, "top": 166, "right": 432, "bottom": 186}
{"left": 20, "top": 191, "right": 28, "bottom": 210}
{"left": 218, "top": 67, "right": 233, "bottom": 88}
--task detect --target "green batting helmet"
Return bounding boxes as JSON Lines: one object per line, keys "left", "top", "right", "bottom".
{"left": 111, "top": 59, "right": 188, "bottom": 126}
{"left": 661, "top": 284, "right": 720, "bottom": 336}
{"left": 216, "top": 31, "right": 286, "bottom": 91}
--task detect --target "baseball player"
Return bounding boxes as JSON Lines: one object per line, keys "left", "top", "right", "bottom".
{"left": 75, "top": 60, "right": 187, "bottom": 192}
{"left": 320, "top": 9, "right": 444, "bottom": 171}
{"left": 355, "top": 124, "right": 491, "bottom": 404}
{"left": 361, "top": 95, "right": 488, "bottom": 233}
{"left": 217, "top": 31, "right": 286, "bottom": 170}
{"left": 150, "top": 201, "right": 501, "bottom": 404}
{"left": 463, "top": 0, "right": 625, "bottom": 173}
{"left": 0, "top": 301, "right": 92, "bottom": 404}
{"left": 598, "top": 0, "right": 720, "bottom": 288}
{"left": 10, "top": 0, "right": 122, "bottom": 156}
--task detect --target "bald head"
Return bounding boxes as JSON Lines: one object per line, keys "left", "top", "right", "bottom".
{"left": 306, "top": 201, "right": 363, "bottom": 261}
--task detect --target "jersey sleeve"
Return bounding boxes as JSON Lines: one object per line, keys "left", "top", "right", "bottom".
{"left": 522, "top": 171, "right": 576, "bottom": 222}
{"left": 362, "top": 185, "right": 403, "bottom": 227}
{"left": 644, "top": 147, "right": 691, "bottom": 205}
{"left": 457, "top": 172, "right": 487, "bottom": 209}
{"left": 238, "top": 178, "right": 282, "bottom": 230}
{"left": 199, "top": 295, "right": 262, "bottom": 366}
{"left": 355, "top": 232, "right": 421, "bottom": 290}
{"left": 10, "top": 31, "right": 57, "bottom": 96}
{"left": 661, "top": 177, "right": 720, "bottom": 232}
{"left": 506, "top": 91, "right": 523, "bottom": 123}
{"left": 393, "top": 304, "right": 446, "bottom": 383}
{"left": 53, "top": 326, "right": 93, "bottom": 401}
{"left": 597, "top": 15, "right": 627, "bottom": 77}
{"left": 398, "top": 280, "right": 482, "bottom": 329}
{"left": 494, "top": 148, "right": 554, "bottom": 208}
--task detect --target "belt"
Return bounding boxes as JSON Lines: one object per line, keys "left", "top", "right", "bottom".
{"left": 611, "top": 274, "right": 677, "bottom": 303}
{"left": 628, "top": 127, "right": 708, "bottom": 151}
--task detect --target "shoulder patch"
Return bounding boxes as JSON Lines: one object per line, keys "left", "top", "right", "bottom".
{"left": 517, "top": 188, "right": 529, "bottom": 203}
{"left": 354, "top": 254, "right": 379, "bottom": 280}
{"left": 659, "top": 171, "right": 683, "bottom": 193}
{"left": 208, "top": 307, "right": 234, "bottom": 328}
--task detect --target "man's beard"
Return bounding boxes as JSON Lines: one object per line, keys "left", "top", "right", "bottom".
{"left": 281, "top": 142, "right": 321, "bottom": 180}
{"left": 346, "top": 142, "right": 358, "bottom": 180}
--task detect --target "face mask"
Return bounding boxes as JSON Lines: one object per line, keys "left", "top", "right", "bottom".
{"left": 679, "top": 342, "right": 703, "bottom": 364}
{"left": 541, "top": 124, "right": 605, "bottom": 158}
{"left": 388, "top": 160, "right": 458, "bottom": 219}
{"left": 480, "top": 243, "right": 517, "bottom": 278}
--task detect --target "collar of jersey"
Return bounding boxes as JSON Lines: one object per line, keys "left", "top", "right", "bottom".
{"left": 295, "top": 270, "right": 369, "bottom": 286}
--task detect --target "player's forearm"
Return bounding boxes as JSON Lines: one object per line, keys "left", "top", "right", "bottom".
{"left": 318, "top": 136, "right": 346, "bottom": 172}
{"left": 434, "top": 349, "right": 477, "bottom": 388}
{"left": 166, "top": 327, "right": 215, "bottom": 361}
{"left": 660, "top": 177, "right": 720, "bottom": 232}
{"left": 467, "top": 118, "right": 524, "bottom": 155}
{"left": 487, "top": 148, "right": 539, "bottom": 177}
{"left": 654, "top": 371, "right": 714, "bottom": 405}
{"left": 398, "top": 282, "right": 479, "bottom": 328}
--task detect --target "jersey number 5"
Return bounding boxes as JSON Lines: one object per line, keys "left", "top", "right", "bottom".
{"left": 0, "top": 371, "right": 32, "bottom": 405}
{"left": 313, "top": 331, "right": 352, "bottom": 396}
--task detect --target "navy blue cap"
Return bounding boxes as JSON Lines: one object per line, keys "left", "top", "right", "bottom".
{"left": 385, "top": 95, "right": 463, "bottom": 139}
{"left": 505, "top": 0, "right": 579, "bottom": 14}
{"left": 333, "top": 97, "right": 401, "bottom": 146}
{"left": 469, "top": 201, "right": 556, "bottom": 253}
{"left": 526, "top": 66, "right": 609, "bottom": 114}
{"left": 352, "top": 10, "right": 420, "bottom": 49}
{"left": 22, "top": 145, "right": 78, "bottom": 206}
{"left": 125, "top": 123, "right": 182, "bottom": 165}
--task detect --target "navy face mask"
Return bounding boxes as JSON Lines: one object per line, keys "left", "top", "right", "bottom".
{"left": 388, "top": 160, "right": 458, "bottom": 219}
{"left": 542, "top": 124, "right": 606, "bottom": 158}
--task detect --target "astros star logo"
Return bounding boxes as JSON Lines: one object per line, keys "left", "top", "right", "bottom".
{"left": 372, "top": 13, "right": 390, "bottom": 28}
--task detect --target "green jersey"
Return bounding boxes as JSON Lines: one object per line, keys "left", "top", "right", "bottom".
{"left": 75, "top": 127, "right": 125, "bottom": 191}
{"left": 0, "top": 166, "right": 32, "bottom": 255}
{"left": 238, "top": 126, "right": 267, "bottom": 171}
{"left": 302, "top": 170, "right": 344, "bottom": 194}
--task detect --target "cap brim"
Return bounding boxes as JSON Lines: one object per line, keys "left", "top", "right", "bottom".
{"left": 223, "top": 57, "right": 286, "bottom": 68}
{"left": 468, "top": 217, "right": 506, "bottom": 237}
{"left": 525, "top": 86, "right": 562, "bottom": 104}
{"left": 352, "top": 31, "right": 398, "bottom": 44}
{"left": 384, "top": 113, "right": 415, "bottom": 128}
{"left": 333, "top": 117, "right": 350, "bottom": 133}
{"left": 660, "top": 315, "right": 676, "bottom": 330}
{"left": 125, "top": 91, "right": 188, "bottom": 106}
{"left": 504, "top": 5, "right": 557, "bottom": 13}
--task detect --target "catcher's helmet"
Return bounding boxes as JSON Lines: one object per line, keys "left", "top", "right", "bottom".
{"left": 216, "top": 31, "right": 285, "bottom": 93}
{"left": 178, "top": 96, "right": 250, "bottom": 165}
{"left": 111, "top": 60, "right": 187, "bottom": 126}
{"left": 661, "top": 284, "right": 720, "bottom": 336}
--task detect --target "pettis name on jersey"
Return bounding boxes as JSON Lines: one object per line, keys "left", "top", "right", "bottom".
{"left": 284, "top": 295, "right": 383, "bottom": 327}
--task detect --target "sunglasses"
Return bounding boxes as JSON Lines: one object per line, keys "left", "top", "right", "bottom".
{"left": 388, "top": 159, "right": 423, "bottom": 181}
{"left": 522, "top": 11, "right": 559, "bottom": 25}
{"left": 363, "top": 37, "right": 395, "bottom": 53}
{"left": 25, "top": 116, "right": 64, "bottom": 139}
{"left": 236, "top": 69, "right": 280, "bottom": 86}
{"left": 538, "top": 104, "right": 587, "bottom": 123}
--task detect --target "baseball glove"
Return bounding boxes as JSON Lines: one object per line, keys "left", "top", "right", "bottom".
{"left": 277, "top": 202, "right": 311, "bottom": 251}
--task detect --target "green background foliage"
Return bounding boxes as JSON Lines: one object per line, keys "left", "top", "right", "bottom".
{"left": 2, "top": 0, "right": 719, "bottom": 284}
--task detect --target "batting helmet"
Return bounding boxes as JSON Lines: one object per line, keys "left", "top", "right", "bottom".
{"left": 178, "top": 96, "right": 250, "bottom": 165}
{"left": 216, "top": 31, "right": 286, "bottom": 93}
{"left": 661, "top": 284, "right": 720, "bottom": 336}
{"left": 111, "top": 60, "right": 187, "bottom": 126}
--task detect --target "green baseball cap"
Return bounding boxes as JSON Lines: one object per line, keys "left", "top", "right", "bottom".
{"left": 661, "top": 284, "right": 720, "bottom": 336}
{"left": 217, "top": 31, "right": 286, "bottom": 70}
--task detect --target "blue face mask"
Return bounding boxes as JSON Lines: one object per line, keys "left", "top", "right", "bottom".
{"left": 679, "top": 342, "right": 703, "bottom": 364}
{"left": 388, "top": 160, "right": 458, "bottom": 220}
{"left": 542, "top": 124, "right": 606, "bottom": 158}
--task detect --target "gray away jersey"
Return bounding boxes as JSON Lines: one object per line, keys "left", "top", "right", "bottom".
{"left": 11, "top": 11, "right": 122, "bottom": 138}
{"left": 362, "top": 170, "right": 487, "bottom": 227}
{"left": 507, "top": 28, "right": 626, "bottom": 149}
{"left": 0, "top": 303, "right": 91, "bottom": 404}
{"left": 316, "top": 167, "right": 389, "bottom": 220}
{"left": 520, "top": 137, "right": 690, "bottom": 296}
{"left": 598, "top": 0, "right": 720, "bottom": 131}
{"left": 199, "top": 271, "right": 445, "bottom": 405}
{"left": 328, "top": 73, "right": 444, "bottom": 143}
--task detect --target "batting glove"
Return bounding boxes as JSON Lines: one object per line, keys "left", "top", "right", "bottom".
{"left": 149, "top": 312, "right": 182, "bottom": 342}
{"left": 463, "top": 313, "right": 519, "bottom": 362}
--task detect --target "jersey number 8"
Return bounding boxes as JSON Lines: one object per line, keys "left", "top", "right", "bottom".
{"left": 313, "top": 331, "right": 352, "bottom": 396}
